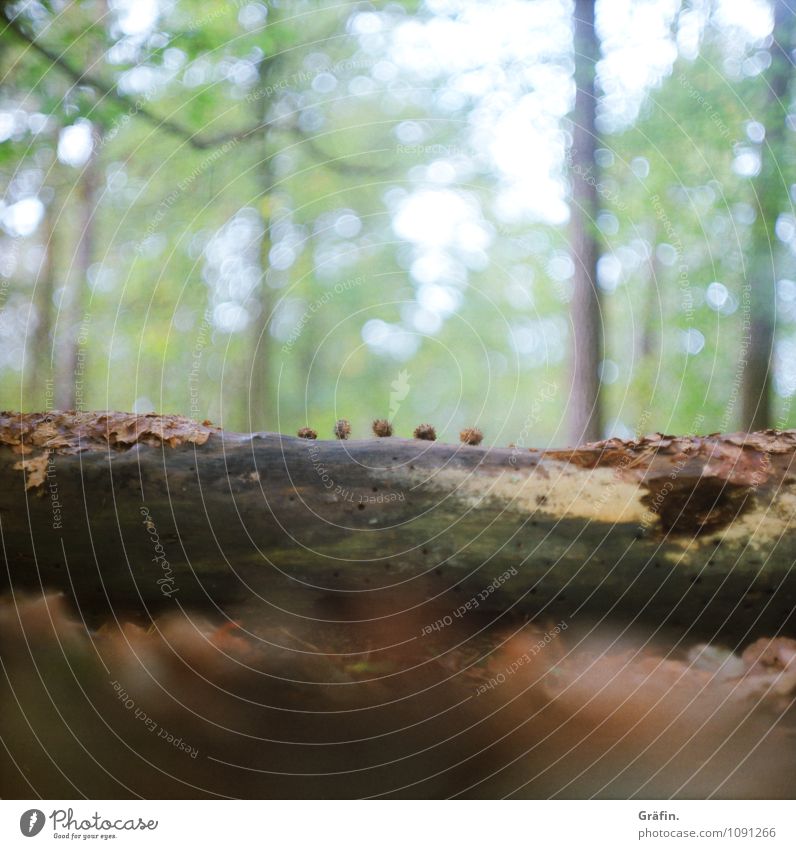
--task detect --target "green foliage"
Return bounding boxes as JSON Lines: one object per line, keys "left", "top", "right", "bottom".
{"left": 0, "top": 0, "right": 793, "bottom": 441}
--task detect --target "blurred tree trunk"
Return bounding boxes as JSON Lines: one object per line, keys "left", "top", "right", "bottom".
{"left": 245, "top": 49, "right": 282, "bottom": 432}
{"left": 55, "top": 131, "right": 98, "bottom": 410}
{"left": 567, "top": 0, "right": 603, "bottom": 444}
{"left": 741, "top": 0, "right": 795, "bottom": 431}
{"left": 639, "top": 226, "right": 661, "bottom": 362}
{"left": 246, "top": 178, "right": 273, "bottom": 432}
{"left": 27, "top": 178, "right": 60, "bottom": 409}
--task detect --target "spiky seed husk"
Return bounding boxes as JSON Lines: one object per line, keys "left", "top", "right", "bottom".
{"left": 413, "top": 423, "right": 436, "bottom": 441}
{"left": 372, "top": 418, "right": 393, "bottom": 437}
{"left": 460, "top": 427, "right": 483, "bottom": 446}
{"left": 297, "top": 427, "right": 317, "bottom": 439}
{"left": 334, "top": 419, "right": 351, "bottom": 440}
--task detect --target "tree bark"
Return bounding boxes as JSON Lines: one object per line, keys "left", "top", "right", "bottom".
{"left": 568, "top": 0, "right": 603, "bottom": 444}
{"left": 741, "top": 0, "right": 795, "bottom": 431}
{"left": 2, "top": 411, "right": 796, "bottom": 639}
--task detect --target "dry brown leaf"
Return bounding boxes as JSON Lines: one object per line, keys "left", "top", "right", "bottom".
{"left": 13, "top": 451, "right": 51, "bottom": 490}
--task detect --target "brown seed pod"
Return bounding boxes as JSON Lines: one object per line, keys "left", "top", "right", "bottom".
{"left": 333, "top": 419, "right": 351, "bottom": 440}
{"left": 372, "top": 418, "right": 393, "bottom": 437}
{"left": 297, "top": 427, "right": 317, "bottom": 439}
{"left": 459, "top": 427, "right": 483, "bottom": 446}
{"left": 413, "top": 423, "right": 436, "bottom": 441}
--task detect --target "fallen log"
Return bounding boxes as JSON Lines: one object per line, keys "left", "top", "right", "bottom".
{"left": 1, "top": 411, "right": 795, "bottom": 637}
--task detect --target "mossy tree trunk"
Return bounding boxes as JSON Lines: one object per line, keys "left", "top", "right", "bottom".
{"left": 2, "top": 412, "right": 796, "bottom": 638}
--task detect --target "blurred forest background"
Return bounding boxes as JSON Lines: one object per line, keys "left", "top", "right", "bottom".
{"left": 1, "top": 0, "right": 795, "bottom": 446}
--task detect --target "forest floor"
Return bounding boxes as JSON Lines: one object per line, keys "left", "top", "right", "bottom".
{"left": 2, "top": 593, "right": 795, "bottom": 799}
